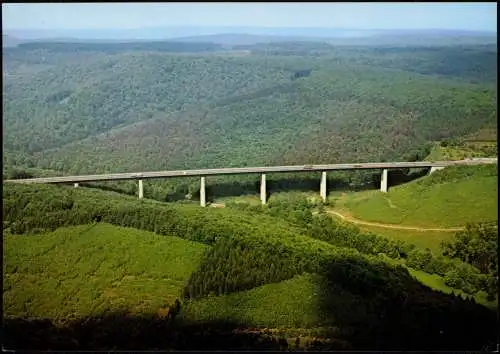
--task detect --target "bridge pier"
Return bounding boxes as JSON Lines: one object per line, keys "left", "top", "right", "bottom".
{"left": 260, "top": 174, "right": 267, "bottom": 205}
{"left": 138, "top": 179, "right": 144, "bottom": 199}
{"left": 320, "top": 171, "right": 327, "bottom": 202}
{"left": 429, "top": 166, "right": 445, "bottom": 175}
{"left": 200, "top": 177, "right": 206, "bottom": 207}
{"left": 380, "top": 169, "right": 388, "bottom": 193}
{"left": 74, "top": 183, "right": 79, "bottom": 188}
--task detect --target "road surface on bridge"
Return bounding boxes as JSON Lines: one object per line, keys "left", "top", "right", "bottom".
{"left": 4, "top": 158, "right": 497, "bottom": 185}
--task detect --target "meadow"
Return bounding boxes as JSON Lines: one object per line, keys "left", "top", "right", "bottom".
{"left": 329, "top": 164, "right": 497, "bottom": 228}
{"left": 2, "top": 38, "right": 498, "bottom": 351}
{"left": 3, "top": 180, "right": 498, "bottom": 350}
{"left": 354, "top": 225, "right": 454, "bottom": 253}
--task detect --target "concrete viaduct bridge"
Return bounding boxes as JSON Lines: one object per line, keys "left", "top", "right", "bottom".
{"left": 5, "top": 158, "right": 497, "bottom": 207}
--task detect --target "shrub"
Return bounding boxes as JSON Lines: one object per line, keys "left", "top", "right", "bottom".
{"left": 305, "top": 214, "right": 492, "bottom": 296}
{"left": 442, "top": 221, "right": 498, "bottom": 276}
{"left": 443, "top": 262, "right": 482, "bottom": 294}
{"left": 406, "top": 248, "right": 433, "bottom": 271}
{"left": 4, "top": 183, "right": 495, "bottom": 298}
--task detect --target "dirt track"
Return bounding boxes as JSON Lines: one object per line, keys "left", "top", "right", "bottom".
{"left": 212, "top": 201, "right": 463, "bottom": 232}
{"left": 325, "top": 209, "right": 463, "bottom": 232}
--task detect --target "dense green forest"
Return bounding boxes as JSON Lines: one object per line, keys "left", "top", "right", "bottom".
{"left": 3, "top": 183, "right": 498, "bottom": 350}
{"left": 3, "top": 182, "right": 497, "bottom": 301}
{"left": 237, "top": 42, "right": 497, "bottom": 84}
{"left": 3, "top": 39, "right": 498, "bottom": 350}
{"left": 3, "top": 40, "right": 497, "bottom": 199}
{"left": 15, "top": 40, "right": 223, "bottom": 53}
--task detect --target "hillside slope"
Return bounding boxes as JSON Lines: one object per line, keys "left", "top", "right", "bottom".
{"left": 3, "top": 51, "right": 293, "bottom": 154}
{"left": 4, "top": 223, "right": 208, "bottom": 320}
{"left": 26, "top": 63, "right": 498, "bottom": 174}
{"left": 3, "top": 183, "right": 497, "bottom": 350}
{"left": 3, "top": 43, "right": 497, "bottom": 178}
{"left": 332, "top": 164, "right": 497, "bottom": 228}
{"left": 425, "top": 128, "right": 497, "bottom": 161}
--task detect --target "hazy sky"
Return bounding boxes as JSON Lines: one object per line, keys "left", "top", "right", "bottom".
{"left": 2, "top": 2, "right": 497, "bottom": 32}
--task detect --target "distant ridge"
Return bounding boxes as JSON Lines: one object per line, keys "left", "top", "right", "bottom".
{"left": 4, "top": 26, "right": 496, "bottom": 44}
{"left": 2, "top": 34, "right": 25, "bottom": 47}
{"left": 167, "top": 33, "right": 332, "bottom": 46}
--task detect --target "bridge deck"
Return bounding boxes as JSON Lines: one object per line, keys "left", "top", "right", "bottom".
{"left": 4, "top": 159, "right": 497, "bottom": 184}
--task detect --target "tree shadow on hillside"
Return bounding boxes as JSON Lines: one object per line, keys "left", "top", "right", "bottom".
{"left": 5, "top": 259, "right": 497, "bottom": 351}
{"left": 315, "top": 257, "right": 498, "bottom": 351}
{"left": 3, "top": 315, "right": 286, "bottom": 351}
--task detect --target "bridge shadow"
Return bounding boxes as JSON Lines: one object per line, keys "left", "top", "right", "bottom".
{"left": 315, "top": 256, "right": 498, "bottom": 350}
{"left": 197, "top": 175, "right": 378, "bottom": 203}
{"left": 78, "top": 168, "right": 431, "bottom": 204}
{"left": 387, "top": 168, "right": 430, "bottom": 188}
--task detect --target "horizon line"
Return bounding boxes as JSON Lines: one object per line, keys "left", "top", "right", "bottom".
{"left": 4, "top": 26, "right": 497, "bottom": 33}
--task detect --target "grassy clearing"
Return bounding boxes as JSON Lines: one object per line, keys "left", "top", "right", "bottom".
{"left": 3, "top": 223, "right": 208, "bottom": 321}
{"left": 377, "top": 254, "right": 496, "bottom": 309}
{"left": 355, "top": 225, "right": 453, "bottom": 253}
{"left": 330, "top": 165, "right": 497, "bottom": 228}
{"left": 463, "top": 127, "right": 498, "bottom": 142}
{"left": 408, "top": 269, "right": 497, "bottom": 310}
{"left": 325, "top": 206, "right": 455, "bottom": 252}
{"left": 3, "top": 184, "right": 497, "bottom": 350}
{"left": 425, "top": 127, "right": 497, "bottom": 161}
{"left": 425, "top": 143, "right": 497, "bottom": 161}
{"left": 223, "top": 188, "right": 465, "bottom": 252}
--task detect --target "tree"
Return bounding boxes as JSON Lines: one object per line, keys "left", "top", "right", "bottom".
{"left": 442, "top": 222, "right": 498, "bottom": 276}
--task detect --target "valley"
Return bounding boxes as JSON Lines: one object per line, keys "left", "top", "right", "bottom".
{"left": 2, "top": 29, "right": 498, "bottom": 351}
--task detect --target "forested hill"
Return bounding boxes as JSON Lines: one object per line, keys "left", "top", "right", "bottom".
{"left": 3, "top": 41, "right": 497, "bottom": 177}
{"left": 14, "top": 41, "right": 223, "bottom": 53}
